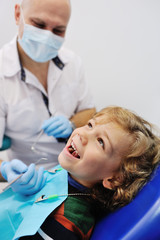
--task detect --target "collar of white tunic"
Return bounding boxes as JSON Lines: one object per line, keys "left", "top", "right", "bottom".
{"left": 1, "top": 35, "right": 75, "bottom": 78}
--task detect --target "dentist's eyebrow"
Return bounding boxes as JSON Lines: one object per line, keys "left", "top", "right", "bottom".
{"left": 30, "top": 18, "right": 46, "bottom": 24}
{"left": 30, "top": 18, "right": 66, "bottom": 29}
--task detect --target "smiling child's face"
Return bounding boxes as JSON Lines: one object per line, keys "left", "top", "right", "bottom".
{"left": 58, "top": 118, "right": 132, "bottom": 189}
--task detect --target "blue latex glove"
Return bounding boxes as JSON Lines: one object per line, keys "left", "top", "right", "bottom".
{"left": 0, "top": 159, "right": 46, "bottom": 195}
{"left": 42, "top": 115, "right": 73, "bottom": 138}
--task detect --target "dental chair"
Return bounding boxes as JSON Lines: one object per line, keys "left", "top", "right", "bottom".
{"left": 91, "top": 165, "right": 160, "bottom": 240}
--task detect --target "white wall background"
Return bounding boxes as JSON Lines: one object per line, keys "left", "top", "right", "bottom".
{"left": 0, "top": 0, "right": 160, "bottom": 127}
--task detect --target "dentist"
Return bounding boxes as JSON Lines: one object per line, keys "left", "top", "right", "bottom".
{"left": 0, "top": 0, "right": 95, "bottom": 193}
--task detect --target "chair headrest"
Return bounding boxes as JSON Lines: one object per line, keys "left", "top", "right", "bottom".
{"left": 91, "top": 165, "right": 160, "bottom": 240}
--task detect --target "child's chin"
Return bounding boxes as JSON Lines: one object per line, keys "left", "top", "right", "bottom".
{"left": 58, "top": 152, "right": 63, "bottom": 163}
{"left": 58, "top": 152, "right": 66, "bottom": 167}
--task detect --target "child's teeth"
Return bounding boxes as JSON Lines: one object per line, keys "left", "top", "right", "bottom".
{"left": 71, "top": 142, "right": 77, "bottom": 152}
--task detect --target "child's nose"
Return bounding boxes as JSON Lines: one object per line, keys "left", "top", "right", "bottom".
{"left": 80, "top": 133, "right": 88, "bottom": 146}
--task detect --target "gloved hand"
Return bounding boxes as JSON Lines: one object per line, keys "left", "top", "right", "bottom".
{"left": 42, "top": 115, "right": 73, "bottom": 139}
{"left": 0, "top": 159, "right": 46, "bottom": 195}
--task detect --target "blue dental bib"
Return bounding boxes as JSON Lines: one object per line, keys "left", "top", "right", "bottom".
{"left": 0, "top": 165, "right": 68, "bottom": 240}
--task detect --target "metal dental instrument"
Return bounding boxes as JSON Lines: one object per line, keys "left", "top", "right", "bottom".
{"left": 35, "top": 194, "right": 67, "bottom": 203}
{"left": 31, "top": 109, "right": 57, "bottom": 155}
{"left": 47, "top": 167, "right": 63, "bottom": 174}
{"left": 2, "top": 174, "right": 23, "bottom": 192}
{"left": 1, "top": 158, "right": 57, "bottom": 192}
{"left": 31, "top": 129, "right": 44, "bottom": 154}
{"left": 31, "top": 130, "right": 48, "bottom": 161}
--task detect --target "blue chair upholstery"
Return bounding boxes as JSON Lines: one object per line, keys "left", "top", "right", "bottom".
{"left": 0, "top": 135, "right": 11, "bottom": 151}
{"left": 91, "top": 165, "right": 160, "bottom": 240}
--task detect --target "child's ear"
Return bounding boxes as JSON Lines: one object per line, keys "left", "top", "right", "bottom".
{"left": 102, "top": 177, "right": 113, "bottom": 190}
{"left": 103, "top": 173, "right": 123, "bottom": 189}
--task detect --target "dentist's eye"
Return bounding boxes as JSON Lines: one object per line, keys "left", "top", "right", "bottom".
{"left": 32, "top": 21, "right": 45, "bottom": 29}
{"left": 36, "top": 23, "right": 45, "bottom": 29}
{"left": 87, "top": 122, "right": 93, "bottom": 128}
{"left": 53, "top": 29, "right": 65, "bottom": 36}
{"left": 97, "top": 138, "right": 104, "bottom": 149}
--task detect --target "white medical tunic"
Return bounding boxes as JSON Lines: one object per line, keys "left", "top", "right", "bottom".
{"left": 0, "top": 37, "right": 95, "bottom": 169}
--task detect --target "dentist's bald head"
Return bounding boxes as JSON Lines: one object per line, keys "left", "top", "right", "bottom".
{"left": 15, "top": 0, "right": 71, "bottom": 38}
{"left": 21, "top": 0, "right": 71, "bottom": 20}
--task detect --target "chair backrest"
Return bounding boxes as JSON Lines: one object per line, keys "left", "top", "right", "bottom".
{"left": 0, "top": 135, "right": 11, "bottom": 151}
{"left": 91, "top": 165, "right": 160, "bottom": 240}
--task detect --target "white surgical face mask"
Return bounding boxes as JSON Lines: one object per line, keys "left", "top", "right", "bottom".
{"left": 18, "top": 8, "right": 65, "bottom": 62}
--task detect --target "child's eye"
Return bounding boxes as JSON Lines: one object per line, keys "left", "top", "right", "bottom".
{"left": 97, "top": 138, "right": 104, "bottom": 149}
{"left": 87, "top": 122, "right": 93, "bottom": 128}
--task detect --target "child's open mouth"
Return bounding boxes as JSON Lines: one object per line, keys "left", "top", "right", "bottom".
{"left": 68, "top": 141, "right": 80, "bottom": 159}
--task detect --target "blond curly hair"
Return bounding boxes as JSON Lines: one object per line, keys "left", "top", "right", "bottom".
{"left": 90, "top": 106, "right": 160, "bottom": 211}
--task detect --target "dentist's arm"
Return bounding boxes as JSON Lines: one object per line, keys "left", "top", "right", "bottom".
{"left": 70, "top": 108, "right": 96, "bottom": 127}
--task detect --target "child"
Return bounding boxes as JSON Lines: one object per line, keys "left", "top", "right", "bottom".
{"left": 0, "top": 106, "right": 160, "bottom": 240}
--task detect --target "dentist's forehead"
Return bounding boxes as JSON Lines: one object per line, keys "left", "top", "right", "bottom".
{"left": 21, "top": 0, "right": 71, "bottom": 8}
{"left": 21, "top": 0, "right": 71, "bottom": 24}
{"left": 21, "top": 0, "right": 71, "bottom": 16}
